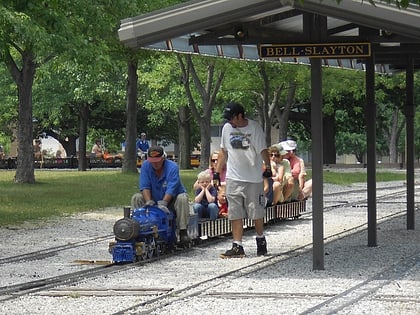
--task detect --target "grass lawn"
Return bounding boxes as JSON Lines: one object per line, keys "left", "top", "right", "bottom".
{"left": 0, "top": 168, "right": 406, "bottom": 227}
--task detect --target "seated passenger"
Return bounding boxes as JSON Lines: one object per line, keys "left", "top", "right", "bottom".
{"left": 91, "top": 139, "right": 103, "bottom": 158}
{"left": 270, "top": 143, "right": 294, "bottom": 204}
{"left": 217, "top": 184, "right": 228, "bottom": 218}
{"left": 263, "top": 146, "right": 279, "bottom": 206}
{"left": 193, "top": 170, "right": 219, "bottom": 221}
{"left": 33, "top": 139, "right": 42, "bottom": 160}
{"left": 280, "top": 139, "right": 312, "bottom": 201}
{"left": 130, "top": 146, "right": 191, "bottom": 243}
{"left": 193, "top": 151, "right": 227, "bottom": 190}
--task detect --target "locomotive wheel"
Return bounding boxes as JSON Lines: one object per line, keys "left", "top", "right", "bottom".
{"left": 140, "top": 253, "right": 147, "bottom": 260}
{"left": 147, "top": 245, "right": 154, "bottom": 259}
{"left": 155, "top": 244, "right": 163, "bottom": 256}
{"left": 146, "top": 238, "right": 155, "bottom": 259}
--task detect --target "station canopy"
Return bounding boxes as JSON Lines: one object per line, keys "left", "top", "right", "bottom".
{"left": 118, "top": 0, "right": 420, "bottom": 74}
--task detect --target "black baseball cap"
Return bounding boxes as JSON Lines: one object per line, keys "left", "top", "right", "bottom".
{"left": 223, "top": 102, "right": 245, "bottom": 121}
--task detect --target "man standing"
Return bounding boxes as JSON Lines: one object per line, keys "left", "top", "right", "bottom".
{"left": 136, "top": 132, "right": 150, "bottom": 160}
{"left": 131, "top": 146, "right": 191, "bottom": 243}
{"left": 214, "top": 102, "right": 272, "bottom": 258}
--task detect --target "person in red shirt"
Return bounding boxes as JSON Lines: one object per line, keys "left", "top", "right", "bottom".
{"left": 217, "top": 185, "right": 228, "bottom": 218}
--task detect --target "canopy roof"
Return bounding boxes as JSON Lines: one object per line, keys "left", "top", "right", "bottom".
{"left": 118, "top": 0, "right": 420, "bottom": 73}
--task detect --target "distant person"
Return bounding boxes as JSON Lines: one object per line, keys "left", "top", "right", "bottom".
{"left": 131, "top": 146, "right": 191, "bottom": 243}
{"left": 0, "top": 145, "right": 4, "bottom": 159}
{"left": 193, "top": 170, "right": 219, "bottom": 221}
{"left": 136, "top": 132, "right": 150, "bottom": 160}
{"left": 91, "top": 139, "right": 103, "bottom": 158}
{"left": 33, "top": 139, "right": 42, "bottom": 160}
{"left": 215, "top": 102, "right": 272, "bottom": 258}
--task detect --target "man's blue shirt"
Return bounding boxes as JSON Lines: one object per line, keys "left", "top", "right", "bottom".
{"left": 139, "top": 159, "right": 186, "bottom": 201}
{"left": 136, "top": 139, "right": 150, "bottom": 152}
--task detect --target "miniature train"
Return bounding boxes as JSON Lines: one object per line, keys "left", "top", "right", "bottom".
{"left": 0, "top": 154, "right": 201, "bottom": 170}
{"left": 109, "top": 200, "right": 306, "bottom": 263}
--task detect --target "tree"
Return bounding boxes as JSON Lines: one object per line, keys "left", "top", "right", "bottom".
{"left": 177, "top": 54, "right": 225, "bottom": 169}
{"left": 375, "top": 73, "right": 407, "bottom": 163}
{"left": 0, "top": 1, "right": 123, "bottom": 181}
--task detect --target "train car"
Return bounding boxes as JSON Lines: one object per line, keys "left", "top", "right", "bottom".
{"left": 109, "top": 200, "right": 306, "bottom": 264}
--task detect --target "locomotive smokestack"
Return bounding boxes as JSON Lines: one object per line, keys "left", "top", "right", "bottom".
{"left": 123, "top": 206, "right": 131, "bottom": 218}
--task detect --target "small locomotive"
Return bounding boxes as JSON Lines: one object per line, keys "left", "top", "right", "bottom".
{"left": 109, "top": 200, "right": 306, "bottom": 263}
{"left": 109, "top": 205, "right": 198, "bottom": 263}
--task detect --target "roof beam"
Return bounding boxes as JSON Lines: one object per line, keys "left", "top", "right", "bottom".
{"left": 118, "top": 0, "right": 287, "bottom": 48}
{"left": 294, "top": 0, "right": 420, "bottom": 40}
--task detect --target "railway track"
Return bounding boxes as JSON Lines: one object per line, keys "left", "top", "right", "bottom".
{"left": 114, "top": 210, "right": 414, "bottom": 314}
{"left": 299, "top": 250, "right": 419, "bottom": 315}
{"left": 0, "top": 263, "right": 119, "bottom": 303}
{"left": 0, "top": 234, "right": 114, "bottom": 265}
{"left": 112, "top": 189, "right": 417, "bottom": 314}
{"left": 0, "top": 184, "right": 416, "bottom": 314}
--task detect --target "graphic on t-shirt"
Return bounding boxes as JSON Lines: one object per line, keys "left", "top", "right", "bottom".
{"left": 230, "top": 132, "right": 250, "bottom": 149}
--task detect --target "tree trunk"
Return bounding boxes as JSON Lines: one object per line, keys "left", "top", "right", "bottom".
{"left": 60, "top": 135, "right": 78, "bottom": 157}
{"left": 14, "top": 53, "right": 36, "bottom": 184}
{"left": 323, "top": 114, "right": 336, "bottom": 164}
{"left": 199, "top": 118, "right": 211, "bottom": 169}
{"left": 78, "top": 103, "right": 89, "bottom": 171}
{"left": 389, "top": 108, "right": 400, "bottom": 163}
{"left": 178, "top": 55, "right": 225, "bottom": 170}
{"left": 177, "top": 105, "right": 191, "bottom": 169}
{"left": 275, "top": 82, "right": 296, "bottom": 142}
{"left": 122, "top": 57, "right": 138, "bottom": 173}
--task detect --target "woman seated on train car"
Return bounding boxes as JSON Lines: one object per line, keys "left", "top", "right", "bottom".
{"left": 193, "top": 170, "right": 219, "bottom": 221}
{"left": 264, "top": 144, "right": 293, "bottom": 205}
{"left": 280, "top": 139, "right": 312, "bottom": 201}
{"left": 271, "top": 143, "right": 294, "bottom": 203}
{"left": 193, "top": 151, "right": 226, "bottom": 190}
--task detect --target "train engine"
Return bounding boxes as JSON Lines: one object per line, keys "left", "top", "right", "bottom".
{"left": 109, "top": 205, "right": 177, "bottom": 263}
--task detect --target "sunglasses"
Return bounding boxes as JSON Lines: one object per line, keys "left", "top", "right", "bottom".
{"left": 271, "top": 153, "right": 280, "bottom": 157}
{"left": 211, "top": 159, "right": 218, "bottom": 162}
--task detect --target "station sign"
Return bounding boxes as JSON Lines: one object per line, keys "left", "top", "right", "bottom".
{"left": 259, "top": 42, "right": 371, "bottom": 58}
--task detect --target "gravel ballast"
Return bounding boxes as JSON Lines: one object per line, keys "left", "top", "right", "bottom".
{"left": 0, "top": 180, "right": 418, "bottom": 315}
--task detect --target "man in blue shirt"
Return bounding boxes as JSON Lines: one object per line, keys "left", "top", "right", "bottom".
{"left": 136, "top": 132, "right": 150, "bottom": 160}
{"left": 131, "top": 146, "right": 191, "bottom": 243}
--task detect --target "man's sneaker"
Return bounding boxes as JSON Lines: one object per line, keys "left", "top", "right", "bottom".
{"left": 256, "top": 236, "right": 267, "bottom": 256}
{"left": 219, "top": 243, "right": 246, "bottom": 259}
{"left": 179, "top": 229, "right": 191, "bottom": 243}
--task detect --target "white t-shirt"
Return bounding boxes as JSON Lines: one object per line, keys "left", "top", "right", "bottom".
{"left": 220, "top": 119, "right": 266, "bottom": 183}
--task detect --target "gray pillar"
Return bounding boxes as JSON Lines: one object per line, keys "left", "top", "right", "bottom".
{"left": 366, "top": 57, "right": 377, "bottom": 247}
{"left": 405, "top": 56, "right": 415, "bottom": 230}
{"left": 311, "top": 58, "right": 324, "bottom": 270}
{"left": 304, "top": 12, "right": 325, "bottom": 270}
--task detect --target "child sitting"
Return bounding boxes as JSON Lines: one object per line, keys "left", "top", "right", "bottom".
{"left": 217, "top": 185, "right": 228, "bottom": 218}
{"left": 193, "top": 170, "right": 219, "bottom": 220}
